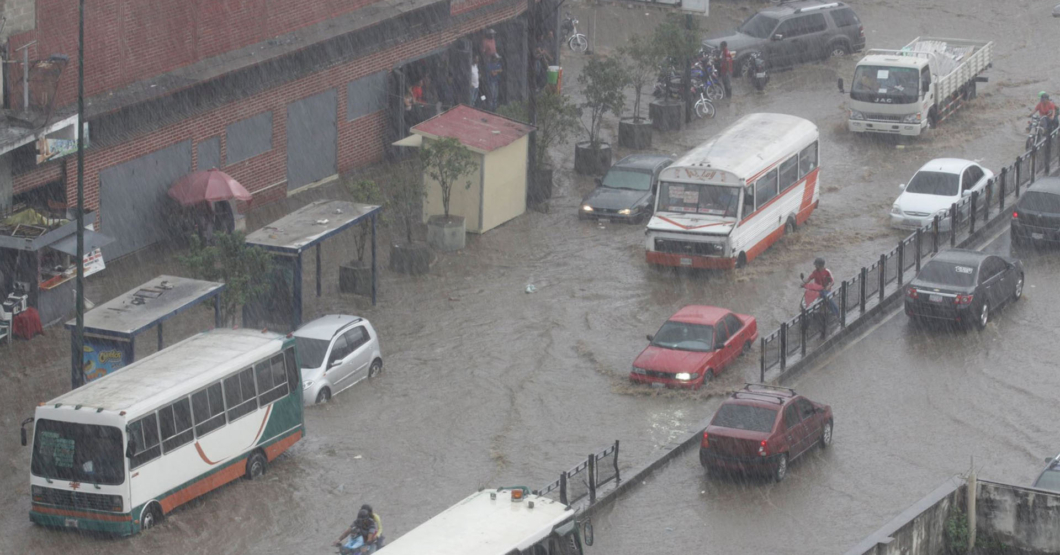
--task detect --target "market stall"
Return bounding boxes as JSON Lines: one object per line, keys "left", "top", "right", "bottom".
{"left": 244, "top": 199, "right": 381, "bottom": 332}
{"left": 0, "top": 208, "right": 112, "bottom": 328}
{"left": 65, "top": 274, "right": 224, "bottom": 388}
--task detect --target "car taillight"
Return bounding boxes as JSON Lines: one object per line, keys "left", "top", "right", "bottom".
{"left": 906, "top": 287, "right": 918, "bottom": 299}
{"left": 758, "top": 440, "right": 768, "bottom": 457}
{"left": 955, "top": 294, "right": 974, "bottom": 305}
{"left": 702, "top": 431, "right": 709, "bottom": 448}
{"left": 1012, "top": 211, "right": 1019, "bottom": 219}
{"left": 858, "top": 25, "right": 864, "bottom": 37}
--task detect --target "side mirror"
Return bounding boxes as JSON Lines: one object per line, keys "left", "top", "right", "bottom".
{"left": 125, "top": 441, "right": 136, "bottom": 459}
{"left": 646, "top": 334, "right": 654, "bottom": 342}
{"left": 20, "top": 428, "right": 27, "bottom": 447}
{"left": 1048, "top": 457, "right": 1055, "bottom": 463}
{"left": 962, "top": 189, "right": 971, "bottom": 197}
{"left": 329, "top": 359, "right": 342, "bottom": 368}
{"left": 800, "top": 273, "right": 805, "bottom": 280}
{"left": 816, "top": 406, "right": 826, "bottom": 413}
{"left": 772, "top": 34, "right": 783, "bottom": 41}
{"left": 898, "top": 183, "right": 906, "bottom": 190}
{"left": 594, "top": 177, "right": 603, "bottom": 187}
{"left": 20, "top": 417, "right": 32, "bottom": 447}
{"left": 837, "top": 78, "right": 845, "bottom": 93}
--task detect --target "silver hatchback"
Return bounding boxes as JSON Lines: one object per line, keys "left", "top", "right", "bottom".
{"left": 293, "top": 314, "right": 383, "bottom": 405}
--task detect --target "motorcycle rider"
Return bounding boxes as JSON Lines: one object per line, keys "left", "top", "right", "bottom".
{"left": 361, "top": 504, "right": 384, "bottom": 545}
{"left": 334, "top": 509, "right": 379, "bottom": 553}
{"left": 1030, "top": 92, "right": 1058, "bottom": 135}
{"left": 802, "top": 257, "right": 839, "bottom": 317}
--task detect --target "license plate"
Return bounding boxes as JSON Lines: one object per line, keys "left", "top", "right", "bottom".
{"left": 928, "top": 294, "right": 943, "bottom": 303}
{"left": 1031, "top": 232, "right": 1044, "bottom": 240}
{"left": 597, "top": 218, "right": 610, "bottom": 224}
{"left": 680, "top": 257, "right": 693, "bottom": 266}
{"left": 651, "top": 382, "right": 665, "bottom": 389}
{"left": 755, "top": 72, "right": 767, "bottom": 78}
{"left": 65, "top": 518, "right": 78, "bottom": 528}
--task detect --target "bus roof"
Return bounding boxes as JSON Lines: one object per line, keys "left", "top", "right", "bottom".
{"left": 378, "top": 489, "right": 574, "bottom": 555}
{"left": 47, "top": 329, "right": 287, "bottom": 418}
{"left": 663, "top": 113, "right": 818, "bottom": 184}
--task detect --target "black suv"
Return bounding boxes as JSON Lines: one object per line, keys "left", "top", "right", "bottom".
{"left": 703, "top": 1, "right": 865, "bottom": 76}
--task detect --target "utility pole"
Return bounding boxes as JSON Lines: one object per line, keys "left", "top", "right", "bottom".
{"left": 73, "top": 0, "right": 85, "bottom": 388}
{"left": 683, "top": 13, "right": 693, "bottom": 124}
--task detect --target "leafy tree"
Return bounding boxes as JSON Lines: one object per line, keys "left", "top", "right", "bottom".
{"left": 619, "top": 33, "right": 665, "bottom": 122}
{"left": 653, "top": 14, "right": 701, "bottom": 98}
{"left": 344, "top": 178, "right": 387, "bottom": 262}
{"left": 497, "top": 90, "right": 580, "bottom": 171}
{"left": 386, "top": 161, "right": 424, "bottom": 244}
{"left": 577, "top": 55, "right": 628, "bottom": 149}
{"left": 420, "top": 136, "right": 477, "bottom": 219}
{"left": 178, "top": 231, "right": 272, "bottom": 326}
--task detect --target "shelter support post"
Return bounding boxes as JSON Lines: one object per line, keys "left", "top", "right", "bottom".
{"left": 214, "top": 295, "right": 222, "bottom": 328}
{"left": 293, "top": 253, "right": 304, "bottom": 331}
{"left": 157, "top": 323, "right": 163, "bottom": 352}
{"left": 316, "top": 244, "right": 322, "bottom": 298}
{"left": 371, "top": 214, "right": 377, "bottom": 306}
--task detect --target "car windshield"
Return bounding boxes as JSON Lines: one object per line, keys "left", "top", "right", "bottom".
{"left": 737, "top": 13, "right": 778, "bottom": 39}
{"left": 658, "top": 182, "right": 740, "bottom": 217}
{"left": 651, "top": 321, "right": 714, "bottom": 352}
{"left": 31, "top": 420, "right": 124, "bottom": 485}
{"left": 851, "top": 65, "right": 920, "bottom": 104}
{"left": 295, "top": 337, "right": 331, "bottom": 369}
{"left": 602, "top": 169, "right": 653, "bottom": 191}
{"left": 711, "top": 404, "right": 777, "bottom": 433}
{"left": 1018, "top": 191, "right": 1060, "bottom": 214}
{"left": 906, "top": 171, "right": 959, "bottom": 196}
{"left": 917, "top": 260, "right": 977, "bottom": 287}
{"left": 1034, "top": 469, "right": 1060, "bottom": 492}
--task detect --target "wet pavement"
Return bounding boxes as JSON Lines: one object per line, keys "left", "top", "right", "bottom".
{"left": 589, "top": 227, "right": 1060, "bottom": 555}
{"left": 2, "top": 0, "right": 1059, "bottom": 553}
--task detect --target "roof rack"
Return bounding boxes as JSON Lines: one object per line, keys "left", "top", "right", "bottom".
{"left": 743, "top": 383, "right": 796, "bottom": 396}
{"left": 730, "top": 391, "right": 785, "bottom": 405}
{"left": 330, "top": 316, "right": 364, "bottom": 338}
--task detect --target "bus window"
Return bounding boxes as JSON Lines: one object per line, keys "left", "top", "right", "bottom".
{"left": 127, "top": 414, "right": 161, "bottom": 468}
{"left": 755, "top": 169, "right": 778, "bottom": 207}
{"left": 779, "top": 156, "right": 799, "bottom": 192}
{"left": 256, "top": 354, "right": 290, "bottom": 405}
{"left": 799, "top": 142, "right": 818, "bottom": 177}
{"left": 224, "top": 368, "right": 259, "bottom": 421}
{"left": 158, "top": 397, "right": 194, "bottom": 453}
{"left": 743, "top": 184, "right": 755, "bottom": 217}
{"left": 284, "top": 347, "right": 299, "bottom": 392}
{"left": 192, "top": 382, "right": 226, "bottom": 437}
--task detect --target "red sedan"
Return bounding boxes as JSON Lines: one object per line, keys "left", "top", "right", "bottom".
{"left": 630, "top": 306, "right": 758, "bottom": 389}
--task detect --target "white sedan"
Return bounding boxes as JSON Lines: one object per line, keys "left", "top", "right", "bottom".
{"left": 890, "top": 158, "right": 994, "bottom": 231}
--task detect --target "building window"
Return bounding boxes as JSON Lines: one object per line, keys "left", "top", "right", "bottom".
{"left": 347, "top": 72, "right": 387, "bottom": 121}
{"left": 225, "top": 112, "right": 273, "bottom": 165}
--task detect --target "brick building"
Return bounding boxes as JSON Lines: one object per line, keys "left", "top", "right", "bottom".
{"left": 0, "top": 0, "right": 548, "bottom": 258}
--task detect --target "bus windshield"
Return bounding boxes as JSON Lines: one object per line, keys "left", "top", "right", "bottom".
{"left": 658, "top": 182, "right": 740, "bottom": 217}
{"left": 851, "top": 65, "right": 920, "bottom": 104}
{"left": 31, "top": 420, "right": 125, "bottom": 485}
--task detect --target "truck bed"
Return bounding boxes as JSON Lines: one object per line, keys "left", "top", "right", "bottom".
{"left": 906, "top": 37, "right": 992, "bottom": 101}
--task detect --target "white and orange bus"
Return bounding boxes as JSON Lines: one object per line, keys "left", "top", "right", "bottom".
{"left": 645, "top": 113, "right": 821, "bottom": 269}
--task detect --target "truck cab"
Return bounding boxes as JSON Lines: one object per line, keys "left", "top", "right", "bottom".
{"left": 848, "top": 54, "right": 933, "bottom": 135}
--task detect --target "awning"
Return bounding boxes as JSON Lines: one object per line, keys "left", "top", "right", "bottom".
{"left": 392, "top": 134, "right": 423, "bottom": 148}
{"left": 50, "top": 229, "right": 115, "bottom": 256}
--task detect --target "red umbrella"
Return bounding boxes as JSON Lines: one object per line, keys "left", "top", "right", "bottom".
{"left": 168, "top": 169, "right": 253, "bottom": 206}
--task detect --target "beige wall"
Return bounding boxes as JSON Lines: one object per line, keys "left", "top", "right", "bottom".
{"left": 480, "top": 135, "right": 528, "bottom": 233}
{"left": 421, "top": 139, "right": 484, "bottom": 232}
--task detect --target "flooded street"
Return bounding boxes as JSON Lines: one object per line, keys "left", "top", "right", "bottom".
{"left": 2, "top": 0, "right": 1059, "bottom": 553}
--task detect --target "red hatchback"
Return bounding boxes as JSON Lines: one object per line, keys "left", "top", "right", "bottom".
{"left": 699, "top": 384, "right": 833, "bottom": 482}
{"left": 629, "top": 306, "right": 757, "bottom": 389}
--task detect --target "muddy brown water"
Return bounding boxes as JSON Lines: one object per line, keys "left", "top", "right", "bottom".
{"left": 1, "top": 0, "right": 1056, "bottom": 553}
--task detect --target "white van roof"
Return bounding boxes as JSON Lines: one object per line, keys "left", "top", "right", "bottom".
{"left": 663, "top": 113, "right": 818, "bottom": 184}
{"left": 378, "top": 489, "right": 574, "bottom": 555}
{"left": 48, "top": 329, "right": 287, "bottom": 419}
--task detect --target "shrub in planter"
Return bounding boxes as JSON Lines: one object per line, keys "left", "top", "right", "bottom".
{"left": 498, "top": 91, "right": 579, "bottom": 202}
{"left": 649, "top": 14, "right": 702, "bottom": 132}
{"left": 387, "top": 161, "right": 430, "bottom": 275}
{"left": 420, "top": 136, "right": 477, "bottom": 252}
{"left": 340, "top": 178, "right": 386, "bottom": 295}
{"left": 617, "top": 33, "right": 662, "bottom": 149}
{"left": 575, "top": 55, "right": 627, "bottom": 176}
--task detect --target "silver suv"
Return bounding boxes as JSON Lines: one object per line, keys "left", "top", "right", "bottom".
{"left": 293, "top": 314, "right": 383, "bottom": 405}
{"left": 703, "top": 1, "right": 865, "bottom": 76}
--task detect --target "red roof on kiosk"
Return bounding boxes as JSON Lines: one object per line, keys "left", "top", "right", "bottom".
{"left": 669, "top": 305, "right": 731, "bottom": 325}
{"left": 411, "top": 105, "right": 534, "bottom": 153}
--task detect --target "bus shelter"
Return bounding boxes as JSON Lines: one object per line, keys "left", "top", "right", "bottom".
{"left": 244, "top": 200, "right": 381, "bottom": 332}
{"left": 65, "top": 275, "right": 224, "bottom": 388}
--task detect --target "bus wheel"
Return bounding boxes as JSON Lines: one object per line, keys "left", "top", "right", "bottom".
{"left": 785, "top": 217, "right": 796, "bottom": 235}
{"left": 246, "top": 451, "right": 267, "bottom": 480}
{"left": 735, "top": 252, "right": 747, "bottom": 269}
{"left": 140, "top": 502, "right": 162, "bottom": 531}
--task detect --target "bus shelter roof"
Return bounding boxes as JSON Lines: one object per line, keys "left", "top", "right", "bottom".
{"left": 65, "top": 275, "right": 225, "bottom": 339}
{"left": 245, "top": 199, "right": 381, "bottom": 255}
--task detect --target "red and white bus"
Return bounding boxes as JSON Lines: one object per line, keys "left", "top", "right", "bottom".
{"left": 645, "top": 113, "right": 821, "bottom": 269}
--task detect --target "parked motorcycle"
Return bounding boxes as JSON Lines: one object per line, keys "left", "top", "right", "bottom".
{"left": 749, "top": 52, "right": 769, "bottom": 92}
{"left": 693, "top": 82, "right": 717, "bottom": 119}
{"left": 561, "top": 12, "right": 588, "bottom": 52}
{"left": 1026, "top": 113, "right": 1049, "bottom": 151}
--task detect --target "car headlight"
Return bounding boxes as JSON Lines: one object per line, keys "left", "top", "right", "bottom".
{"left": 891, "top": 204, "right": 902, "bottom": 215}
{"left": 303, "top": 380, "right": 314, "bottom": 389}
{"left": 675, "top": 372, "right": 692, "bottom": 380}
{"left": 631, "top": 366, "right": 647, "bottom": 375}
{"left": 902, "top": 113, "right": 921, "bottom": 124}
{"left": 849, "top": 110, "right": 865, "bottom": 121}
{"left": 618, "top": 208, "right": 632, "bottom": 215}
{"left": 581, "top": 205, "right": 594, "bottom": 212}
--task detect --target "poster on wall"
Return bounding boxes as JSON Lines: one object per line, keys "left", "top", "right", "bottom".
{"left": 83, "top": 248, "right": 105, "bottom": 278}
{"left": 82, "top": 336, "right": 132, "bottom": 383}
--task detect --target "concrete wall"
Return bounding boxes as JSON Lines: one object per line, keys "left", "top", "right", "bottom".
{"left": 481, "top": 135, "right": 526, "bottom": 233}
{"left": 846, "top": 477, "right": 965, "bottom": 555}
{"left": 977, "top": 480, "right": 1060, "bottom": 553}
{"left": 0, "top": 0, "right": 35, "bottom": 42}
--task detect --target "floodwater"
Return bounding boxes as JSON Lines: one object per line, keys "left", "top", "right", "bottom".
{"left": 1, "top": 0, "right": 1056, "bottom": 553}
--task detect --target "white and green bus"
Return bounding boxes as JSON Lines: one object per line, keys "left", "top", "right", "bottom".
{"left": 378, "top": 487, "right": 586, "bottom": 555}
{"left": 20, "top": 328, "right": 304, "bottom": 535}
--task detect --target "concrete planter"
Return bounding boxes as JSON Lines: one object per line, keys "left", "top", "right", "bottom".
{"left": 339, "top": 260, "right": 373, "bottom": 296}
{"left": 427, "top": 215, "right": 466, "bottom": 252}
{"left": 649, "top": 100, "right": 683, "bottom": 132}
{"left": 618, "top": 118, "right": 653, "bottom": 149}
{"left": 574, "top": 142, "right": 613, "bottom": 176}
{"left": 389, "top": 242, "right": 430, "bottom": 275}
{"left": 528, "top": 166, "right": 554, "bottom": 204}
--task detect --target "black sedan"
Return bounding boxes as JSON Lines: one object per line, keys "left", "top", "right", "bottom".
{"left": 1033, "top": 453, "right": 1060, "bottom": 493}
{"left": 1011, "top": 176, "right": 1060, "bottom": 248}
{"left": 579, "top": 154, "right": 672, "bottom": 224}
{"left": 904, "top": 249, "right": 1024, "bottom": 330}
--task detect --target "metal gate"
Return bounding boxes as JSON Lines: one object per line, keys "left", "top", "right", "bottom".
{"left": 99, "top": 140, "right": 192, "bottom": 259}
{"left": 286, "top": 89, "right": 337, "bottom": 191}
